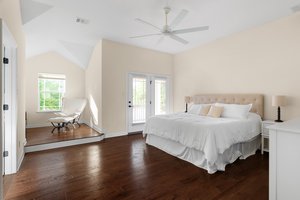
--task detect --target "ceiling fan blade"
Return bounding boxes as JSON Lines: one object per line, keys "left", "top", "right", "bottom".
{"left": 135, "top": 18, "right": 162, "bottom": 31}
{"left": 169, "top": 34, "right": 188, "bottom": 44}
{"left": 130, "top": 33, "right": 162, "bottom": 39}
{"left": 172, "top": 26, "right": 209, "bottom": 34}
{"left": 169, "top": 9, "right": 188, "bottom": 29}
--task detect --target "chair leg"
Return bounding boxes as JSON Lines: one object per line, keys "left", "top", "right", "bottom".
{"left": 64, "top": 122, "right": 70, "bottom": 132}
{"left": 51, "top": 122, "right": 59, "bottom": 133}
{"left": 51, "top": 127, "right": 56, "bottom": 133}
{"left": 58, "top": 123, "right": 63, "bottom": 133}
{"left": 50, "top": 120, "right": 77, "bottom": 133}
{"left": 51, "top": 122, "right": 66, "bottom": 133}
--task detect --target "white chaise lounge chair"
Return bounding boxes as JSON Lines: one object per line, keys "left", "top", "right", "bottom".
{"left": 49, "top": 98, "right": 87, "bottom": 133}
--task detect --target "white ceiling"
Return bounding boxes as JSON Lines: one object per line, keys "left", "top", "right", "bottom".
{"left": 20, "top": 0, "right": 300, "bottom": 68}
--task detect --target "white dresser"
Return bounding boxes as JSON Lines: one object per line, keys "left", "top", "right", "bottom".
{"left": 269, "top": 119, "right": 300, "bottom": 200}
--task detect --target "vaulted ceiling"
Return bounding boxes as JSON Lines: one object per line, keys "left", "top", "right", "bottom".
{"left": 20, "top": 0, "right": 300, "bottom": 68}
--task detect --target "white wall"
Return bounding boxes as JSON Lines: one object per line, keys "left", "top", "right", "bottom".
{"left": 25, "top": 52, "right": 86, "bottom": 127}
{"left": 173, "top": 13, "right": 300, "bottom": 121}
{"left": 83, "top": 40, "right": 102, "bottom": 132}
{"left": 102, "top": 40, "right": 173, "bottom": 135}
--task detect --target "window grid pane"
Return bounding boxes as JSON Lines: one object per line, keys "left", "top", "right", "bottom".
{"left": 38, "top": 77, "right": 65, "bottom": 111}
{"left": 132, "top": 77, "right": 146, "bottom": 124}
{"left": 155, "top": 79, "right": 167, "bottom": 115}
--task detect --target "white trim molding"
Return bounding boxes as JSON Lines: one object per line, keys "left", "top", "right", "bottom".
{"left": 104, "top": 131, "right": 128, "bottom": 139}
{"left": 25, "top": 135, "right": 104, "bottom": 153}
{"left": 26, "top": 122, "right": 50, "bottom": 128}
{"left": 82, "top": 120, "right": 130, "bottom": 139}
{"left": 80, "top": 120, "right": 103, "bottom": 133}
{"left": 17, "top": 150, "right": 25, "bottom": 171}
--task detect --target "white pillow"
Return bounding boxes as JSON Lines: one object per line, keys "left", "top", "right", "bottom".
{"left": 188, "top": 104, "right": 212, "bottom": 115}
{"left": 188, "top": 104, "right": 202, "bottom": 114}
{"left": 215, "top": 103, "right": 252, "bottom": 119}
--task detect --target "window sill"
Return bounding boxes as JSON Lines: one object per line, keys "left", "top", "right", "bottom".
{"left": 36, "top": 111, "right": 61, "bottom": 113}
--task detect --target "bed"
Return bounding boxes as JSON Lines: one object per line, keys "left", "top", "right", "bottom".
{"left": 143, "top": 94, "right": 264, "bottom": 174}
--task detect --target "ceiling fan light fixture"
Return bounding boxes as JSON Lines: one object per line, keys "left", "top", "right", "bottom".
{"left": 164, "top": 6, "right": 171, "bottom": 14}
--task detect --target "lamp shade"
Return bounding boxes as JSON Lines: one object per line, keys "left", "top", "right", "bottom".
{"left": 185, "top": 96, "right": 191, "bottom": 103}
{"left": 272, "top": 95, "right": 286, "bottom": 107}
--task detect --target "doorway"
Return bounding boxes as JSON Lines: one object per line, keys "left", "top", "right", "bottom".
{"left": 127, "top": 73, "right": 170, "bottom": 133}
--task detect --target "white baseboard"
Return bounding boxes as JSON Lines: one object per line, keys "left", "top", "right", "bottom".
{"left": 92, "top": 126, "right": 102, "bottom": 134}
{"left": 80, "top": 120, "right": 103, "bottom": 133}
{"left": 81, "top": 120, "right": 128, "bottom": 139}
{"left": 25, "top": 135, "right": 104, "bottom": 153}
{"left": 81, "top": 120, "right": 129, "bottom": 138}
{"left": 17, "top": 150, "right": 25, "bottom": 171}
{"left": 104, "top": 131, "right": 128, "bottom": 138}
{"left": 26, "top": 123, "right": 50, "bottom": 128}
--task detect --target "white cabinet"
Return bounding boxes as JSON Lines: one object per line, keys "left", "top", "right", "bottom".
{"left": 269, "top": 119, "right": 300, "bottom": 200}
{"left": 261, "top": 120, "right": 276, "bottom": 154}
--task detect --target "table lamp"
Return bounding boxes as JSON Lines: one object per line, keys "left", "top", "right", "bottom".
{"left": 272, "top": 95, "right": 286, "bottom": 122}
{"left": 185, "top": 96, "right": 191, "bottom": 113}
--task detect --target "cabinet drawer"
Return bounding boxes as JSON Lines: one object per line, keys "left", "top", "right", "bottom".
{"left": 263, "top": 128, "right": 270, "bottom": 136}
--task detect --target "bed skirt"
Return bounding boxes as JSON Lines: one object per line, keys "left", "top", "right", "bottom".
{"left": 145, "top": 134, "right": 261, "bottom": 174}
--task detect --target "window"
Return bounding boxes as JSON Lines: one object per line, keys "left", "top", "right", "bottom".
{"left": 38, "top": 73, "right": 66, "bottom": 112}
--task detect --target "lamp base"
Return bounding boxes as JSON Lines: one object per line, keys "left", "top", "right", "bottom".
{"left": 275, "top": 106, "right": 283, "bottom": 123}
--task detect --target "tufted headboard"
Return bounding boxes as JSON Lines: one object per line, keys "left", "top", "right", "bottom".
{"left": 192, "top": 94, "right": 264, "bottom": 118}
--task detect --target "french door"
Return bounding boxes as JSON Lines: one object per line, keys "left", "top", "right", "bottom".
{"left": 127, "top": 73, "right": 170, "bottom": 133}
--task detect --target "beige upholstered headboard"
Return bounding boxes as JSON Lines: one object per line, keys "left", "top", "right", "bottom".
{"left": 192, "top": 94, "right": 264, "bottom": 118}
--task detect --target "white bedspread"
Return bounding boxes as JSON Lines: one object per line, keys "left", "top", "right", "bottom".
{"left": 143, "top": 113, "right": 261, "bottom": 165}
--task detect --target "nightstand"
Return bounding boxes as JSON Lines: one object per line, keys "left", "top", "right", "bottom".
{"left": 261, "top": 120, "right": 276, "bottom": 154}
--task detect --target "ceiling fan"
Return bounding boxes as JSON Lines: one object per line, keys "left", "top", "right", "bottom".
{"left": 130, "top": 7, "right": 209, "bottom": 44}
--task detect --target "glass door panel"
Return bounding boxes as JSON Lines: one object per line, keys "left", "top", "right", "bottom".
{"left": 132, "top": 77, "right": 147, "bottom": 124}
{"left": 154, "top": 79, "right": 167, "bottom": 115}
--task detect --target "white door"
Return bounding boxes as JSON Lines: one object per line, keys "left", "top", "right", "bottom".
{"left": 1, "top": 21, "right": 18, "bottom": 175}
{"left": 1, "top": 46, "right": 4, "bottom": 175}
{"left": 127, "top": 73, "right": 170, "bottom": 133}
{"left": 2, "top": 46, "right": 14, "bottom": 175}
{"left": 128, "top": 74, "right": 150, "bottom": 133}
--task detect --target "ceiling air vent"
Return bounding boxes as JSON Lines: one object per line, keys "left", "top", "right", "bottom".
{"left": 75, "top": 17, "right": 89, "bottom": 24}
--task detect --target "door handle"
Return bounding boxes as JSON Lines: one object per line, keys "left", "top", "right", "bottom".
{"left": 128, "top": 105, "right": 132, "bottom": 108}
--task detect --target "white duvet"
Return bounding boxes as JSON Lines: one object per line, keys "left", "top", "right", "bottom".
{"left": 143, "top": 112, "right": 261, "bottom": 165}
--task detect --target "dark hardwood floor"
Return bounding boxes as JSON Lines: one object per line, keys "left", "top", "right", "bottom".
{"left": 26, "top": 124, "right": 103, "bottom": 146}
{"left": 5, "top": 134, "right": 268, "bottom": 200}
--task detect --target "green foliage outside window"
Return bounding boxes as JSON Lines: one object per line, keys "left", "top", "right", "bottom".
{"left": 39, "top": 78, "right": 65, "bottom": 111}
{"left": 133, "top": 78, "right": 146, "bottom": 106}
{"left": 158, "top": 81, "right": 166, "bottom": 112}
